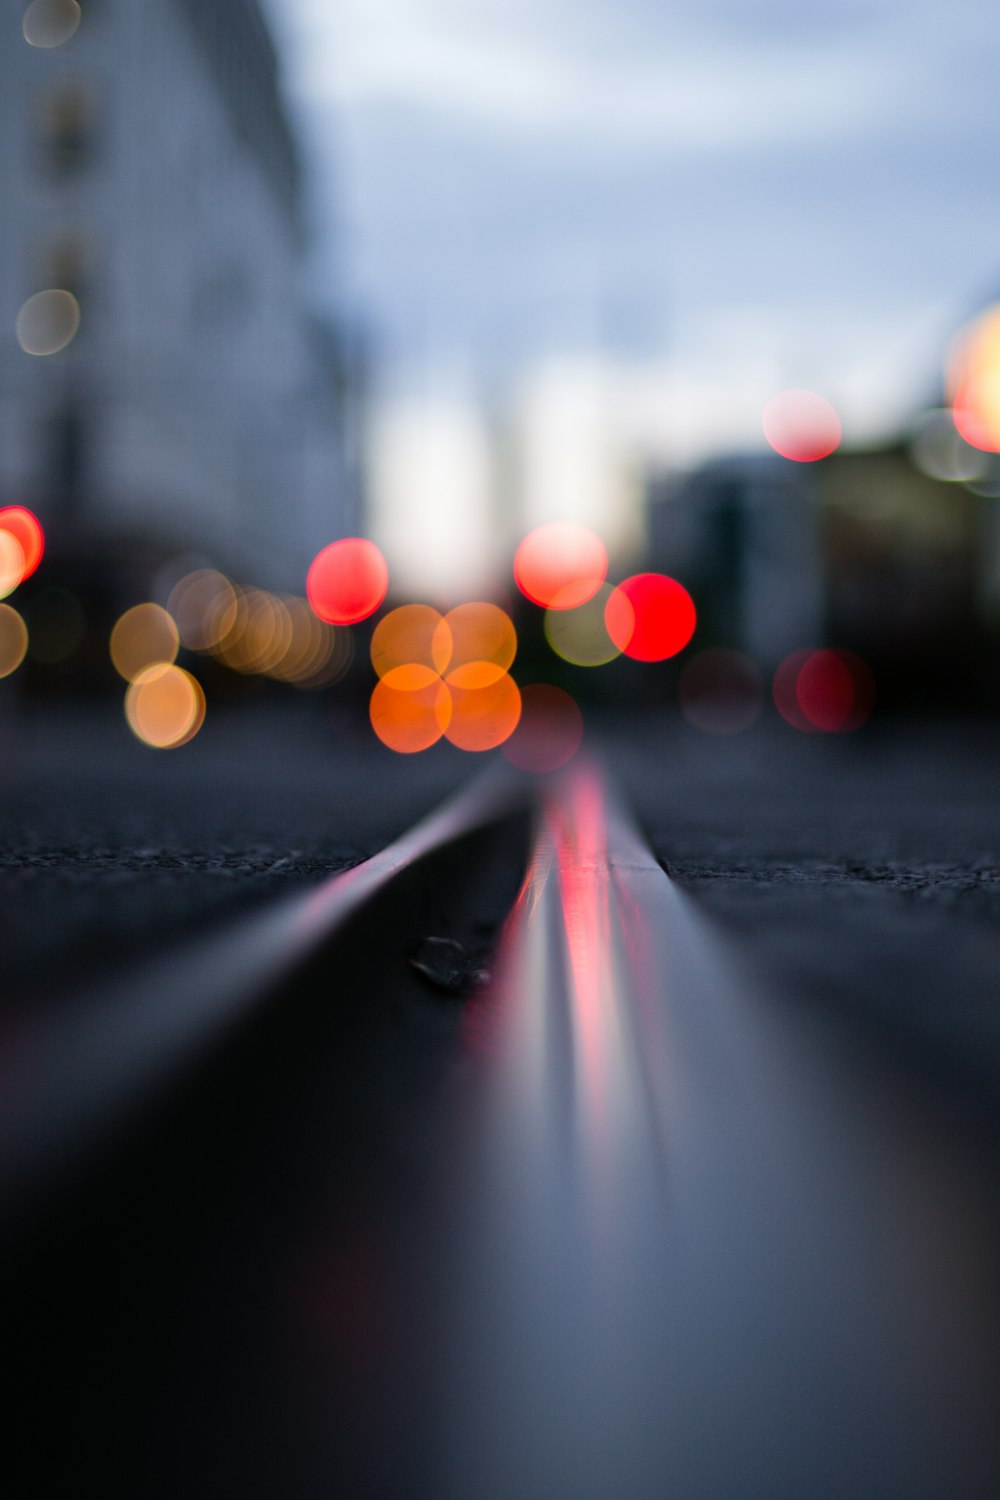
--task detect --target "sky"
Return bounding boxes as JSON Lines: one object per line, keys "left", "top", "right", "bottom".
{"left": 261, "top": 0, "right": 1000, "bottom": 586}
{"left": 265, "top": 0, "right": 1000, "bottom": 404}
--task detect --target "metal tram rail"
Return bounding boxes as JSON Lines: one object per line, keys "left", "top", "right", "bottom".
{"left": 1, "top": 762, "right": 997, "bottom": 1497}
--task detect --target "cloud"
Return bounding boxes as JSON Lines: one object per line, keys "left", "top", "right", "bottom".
{"left": 270, "top": 0, "right": 999, "bottom": 158}
{"left": 283, "top": 14, "right": 906, "bottom": 154}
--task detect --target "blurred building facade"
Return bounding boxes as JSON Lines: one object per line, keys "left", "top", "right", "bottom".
{"left": 0, "top": 0, "right": 361, "bottom": 593}
{"left": 647, "top": 457, "right": 823, "bottom": 669}
{"left": 646, "top": 434, "right": 998, "bottom": 710}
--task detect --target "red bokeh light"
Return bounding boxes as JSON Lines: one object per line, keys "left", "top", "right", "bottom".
{"left": 513, "top": 523, "right": 607, "bottom": 610}
{"left": 773, "top": 648, "right": 875, "bottom": 732}
{"left": 502, "top": 684, "right": 583, "bottom": 772}
{"left": 307, "top": 538, "right": 388, "bottom": 625}
{"left": 604, "top": 574, "right": 696, "bottom": 662}
{"left": 762, "top": 389, "right": 842, "bottom": 462}
{"left": 0, "top": 506, "right": 44, "bottom": 584}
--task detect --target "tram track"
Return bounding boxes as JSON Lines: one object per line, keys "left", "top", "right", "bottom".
{"left": 1, "top": 759, "right": 998, "bottom": 1497}
{"left": 0, "top": 764, "right": 532, "bottom": 1231}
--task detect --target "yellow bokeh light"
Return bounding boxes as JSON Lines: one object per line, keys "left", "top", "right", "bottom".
{"left": 0, "top": 604, "right": 29, "bottom": 677}
{"left": 216, "top": 589, "right": 291, "bottom": 674}
{"left": 168, "top": 569, "right": 238, "bottom": 651}
{"left": 544, "top": 583, "right": 622, "bottom": 667}
{"left": 125, "top": 664, "right": 205, "bottom": 749}
{"left": 16, "top": 289, "right": 80, "bottom": 356}
{"left": 291, "top": 616, "right": 353, "bottom": 688}
{"left": 109, "top": 603, "right": 179, "bottom": 682}
{"left": 22, "top": 0, "right": 80, "bottom": 48}
{"left": 214, "top": 589, "right": 248, "bottom": 670}
{"left": 266, "top": 595, "right": 343, "bottom": 685}
{"left": 0, "top": 531, "right": 26, "bottom": 601}
{"left": 248, "top": 592, "right": 292, "bottom": 675}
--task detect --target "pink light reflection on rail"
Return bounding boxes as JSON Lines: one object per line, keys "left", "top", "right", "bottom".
{"left": 551, "top": 762, "right": 616, "bottom": 1200}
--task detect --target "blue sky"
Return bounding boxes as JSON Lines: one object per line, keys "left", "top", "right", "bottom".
{"left": 264, "top": 0, "right": 1000, "bottom": 438}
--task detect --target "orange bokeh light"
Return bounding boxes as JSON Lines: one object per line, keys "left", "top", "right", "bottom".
{"left": 125, "top": 664, "right": 206, "bottom": 749}
{"left": 0, "top": 506, "right": 44, "bottom": 585}
{"left": 370, "top": 676, "right": 451, "bottom": 753}
{"left": 445, "top": 672, "right": 521, "bottom": 752}
{"left": 372, "top": 604, "right": 446, "bottom": 682}
{"left": 773, "top": 648, "right": 875, "bottom": 732}
{"left": 947, "top": 306, "right": 1000, "bottom": 453}
{"left": 439, "top": 602, "right": 517, "bottom": 688}
{"left": 513, "top": 523, "right": 607, "bottom": 610}
{"left": 307, "top": 538, "right": 388, "bottom": 625}
{"left": 762, "top": 389, "right": 842, "bottom": 462}
{"left": 109, "top": 602, "right": 179, "bottom": 682}
{"left": 604, "top": 574, "right": 696, "bottom": 661}
{"left": 0, "top": 603, "right": 29, "bottom": 677}
{"left": 368, "top": 600, "right": 520, "bottom": 752}
{"left": 951, "top": 384, "right": 1000, "bottom": 453}
{"left": 502, "top": 684, "right": 583, "bottom": 771}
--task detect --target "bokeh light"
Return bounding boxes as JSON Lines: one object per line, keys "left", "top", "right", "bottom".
{"left": 952, "top": 384, "right": 1000, "bottom": 453}
{"left": 909, "top": 409, "right": 989, "bottom": 483}
{"left": 22, "top": 0, "right": 80, "bottom": 47}
{"left": 439, "top": 602, "right": 517, "bottom": 688}
{"left": 0, "top": 532, "right": 26, "bottom": 601}
{"left": 217, "top": 589, "right": 291, "bottom": 674}
{"left": 513, "top": 522, "right": 607, "bottom": 610}
{"left": 16, "top": 289, "right": 80, "bottom": 356}
{"left": 371, "top": 604, "right": 446, "bottom": 688}
{"left": 168, "top": 569, "right": 238, "bottom": 651}
{"left": 370, "top": 676, "right": 451, "bottom": 753}
{"left": 678, "top": 649, "right": 763, "bottom": 734}
{"left": 168, "top": 569, "right": 352, "bottom": 688}
{"left": 124, "top": 664, "right": 205, "bottom": 749}
{"left": 109, "top": 603, "right": 179, "bottom": 682}
{"left": 605, "top": 574, "right": 696, "bottom": 661}
{"left": 0, "top": 506, "right": 45, "bottom": 584}
{"left": 271, "top": 596, "right": 348, "bottom": 686}
{"left": 947, "top": 306, "right": 1000, "bottom": 453}
{"left": 544, "top": 583, "right": 621, "bottom": 667}
{"left": 307, "top": 538, "right": 388, "bottom": 625}
{"left": 762, "top": 389, "right": 841, "bottom": 462}
{"left": 502, "top": 684, "right": 583, "bottom": 771}
{"left": 773, "top": 648, "right": 875, "bottom": 733}
{"left": 445, "top": 673, "right": 521, "bottom": 751}
{"left": 0, "top": 604, "right": 29, "bottom": 678}
{"left": 369, "top": 601, "right": 519, "bottom": 750}
{"left": 772, "top": 649, "right": 814, "bottom": 732}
